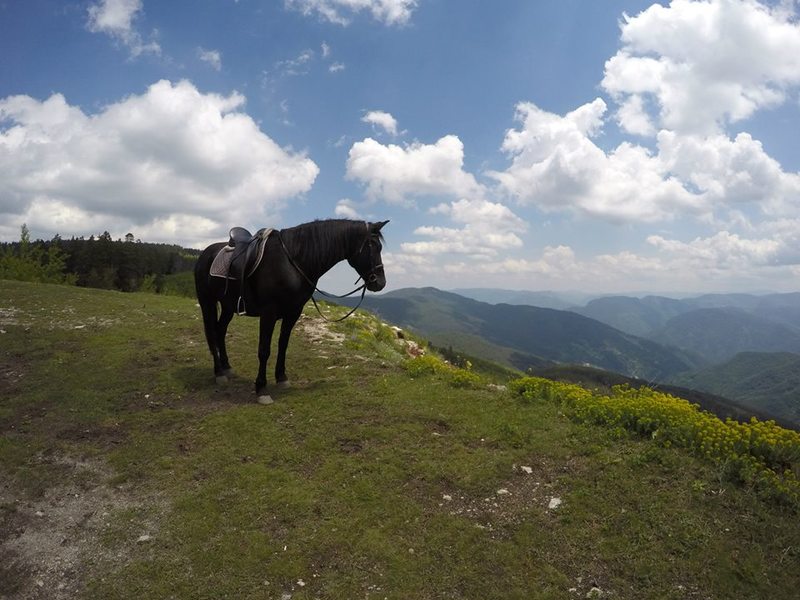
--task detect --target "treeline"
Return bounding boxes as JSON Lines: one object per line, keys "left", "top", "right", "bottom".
{"left": 1, "top": 226, "right": 199, "bottom": 296}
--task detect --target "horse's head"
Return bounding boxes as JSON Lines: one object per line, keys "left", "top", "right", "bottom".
{"left": 349, "top": 220, "right": 388, "bottom": 292}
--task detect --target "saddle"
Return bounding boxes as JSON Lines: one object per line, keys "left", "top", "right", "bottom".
{"left": 209, "top": 227, "right": 272, "bottom": 315}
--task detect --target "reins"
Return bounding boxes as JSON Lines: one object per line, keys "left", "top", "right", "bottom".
{"left": 274, "top": 228, "right": 372, "bottom": 323}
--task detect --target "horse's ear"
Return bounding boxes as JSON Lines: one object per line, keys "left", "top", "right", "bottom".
{"left": 372, "top": 220, "right": 389, "bottom": 232}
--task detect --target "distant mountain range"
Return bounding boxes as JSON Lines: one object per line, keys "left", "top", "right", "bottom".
{"left": 338, "top": 286, "right": 800, "bottom": 428}
{"left": 649, "top": 308, "right": 800, "bottom": 364}
{"left": 573, "top": 292, "right": 800, "bottom": 339}
{"left": 450, "top": 288, "right": 590, "bottom": 310}
{"left": 339, "top": 287, "right": 699, "bottom": 381}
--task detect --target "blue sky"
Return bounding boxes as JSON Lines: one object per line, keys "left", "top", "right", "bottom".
{"left": 2, "top": 0, "right": 800, "bottom": 294}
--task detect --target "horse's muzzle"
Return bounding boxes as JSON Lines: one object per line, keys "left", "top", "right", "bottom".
{"left": 366, "top": 272, "right": 386, "bottom": 292}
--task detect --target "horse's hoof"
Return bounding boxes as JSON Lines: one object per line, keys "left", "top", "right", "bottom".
{"left": 215, "top": 375, "right": 229, "bottom": 385}
{"left": 221, "top": 368, "right": 235, "bottom": 377}
{"left": 257, "top": 395, "right": 274, "bottom": 405}
{"left": 276, "top": 380, "right": 291, "bottom": 389}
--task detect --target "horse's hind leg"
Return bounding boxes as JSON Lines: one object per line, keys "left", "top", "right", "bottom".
{"left": 216, "top": 302, "right": 236, "bottom": 378}
{"left": 198, "top": 298, "right": 226, "bottom": 383}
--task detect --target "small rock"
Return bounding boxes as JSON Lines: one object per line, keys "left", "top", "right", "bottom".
{"left": 296, "top": 580, "right": 305, "bottom": 587}
{"left": 35, "top": 510, "right": 45, "bottom": 517}
{"left": 586, "top": 587, "right": 604, "bottom": 598}
{"left": 520, "top": 466, "right": 533, "bottom": 474}
{"left": 548, "top": 497, "right": 562, "bottom": 510}
{"left": 496, "top": 488, "right": 510, "bottom": 496}
{"left": 136, "top": 534, "right": 152, "bottom": 543}
{"left": 442, "top": 494, "right": 452, "bottom": 502}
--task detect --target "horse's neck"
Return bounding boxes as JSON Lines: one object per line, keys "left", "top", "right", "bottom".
{"left": 288, "top": 222, "right": 358, "bottom": 281}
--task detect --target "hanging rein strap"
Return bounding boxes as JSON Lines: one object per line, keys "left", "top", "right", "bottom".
{"left": 274, "top": 229, "right": 369, "bottom": 323}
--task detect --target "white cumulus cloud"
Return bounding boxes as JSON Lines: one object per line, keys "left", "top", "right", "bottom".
{"left": 86, "top": 0, "right": 161, "bottom": 57}
{"left": 334, "top": 198, "right": 362, "bottom": 219}
{"left": 285, "top": 0, "right": 418, "bottom": 26}
{"left": 198, "top": 47, "right": 222, "bottom": 71}
{"left": 361, "top": 110, "right": 399, "bottom": 136}
{"left": 346, "top": 135, "right": 484, "bottom": 204}
{"left": 657, "top": 130, "right": 800, "bottom": 216}
{"left": 603, "top": 0, "right": 800, "bottom": 135}
{"left": 401, "top": 199, "right": 526, "bottom": 259}
{"left": 0, "top": 80, "right": 319, "bottom": 245}
{"left": 489, "top": 100, "right": 704, "bottom": 223}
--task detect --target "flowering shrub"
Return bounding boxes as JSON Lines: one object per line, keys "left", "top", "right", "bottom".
{"left": 404, "top": 355, "right": 484, "bottom": 389}
{"left": 509, "top": 377, "right": 800, "bottom": 507}
{"left": 404, "top": 354, "right": 449, "bottom": 376}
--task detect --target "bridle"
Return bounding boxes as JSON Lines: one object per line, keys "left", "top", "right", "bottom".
{"left": 274, "top": 223, "right": 382, "bottom": 323}
{"left": 354, "top": 225, "right": 384, "bottom": 288}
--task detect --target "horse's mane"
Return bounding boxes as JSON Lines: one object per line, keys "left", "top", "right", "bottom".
{"left": 281, "top": 219, "right": 373, "bottom": 272}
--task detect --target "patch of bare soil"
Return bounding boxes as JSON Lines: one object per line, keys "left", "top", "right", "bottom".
{"left": 0, "top": 454, "right": 165, "bottom": 600}
{"left": 436, "top": 459, "right": 573, "bottom": 535}
{"left": 296, "top": 313, "right": 346, "bottom": 346}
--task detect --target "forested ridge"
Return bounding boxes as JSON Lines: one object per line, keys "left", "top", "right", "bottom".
{"left": 0, "top": 225, "right": 199, "bottom": 295}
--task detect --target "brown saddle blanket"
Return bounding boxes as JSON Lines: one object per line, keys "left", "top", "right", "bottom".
{"left": 210, "top": 228, "right": 273, "bottom": 280}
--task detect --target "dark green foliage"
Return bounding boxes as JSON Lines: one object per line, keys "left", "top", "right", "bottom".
{"left": 0, "top": 227, "right": 199, "bottom": 293}
{"left": 0, "top": 225, "right": 75, "bottom": 285}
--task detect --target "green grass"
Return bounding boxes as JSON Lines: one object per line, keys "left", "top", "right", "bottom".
{"left": 1, "top": 280, "right": 799, "bottom": 599}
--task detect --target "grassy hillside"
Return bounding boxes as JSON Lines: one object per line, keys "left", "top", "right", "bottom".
{"left": 2, "top": 280, "right": 800, "bottom": 599}
{"left": 671, "top": 352, "right": 800, "bottom": 426}
{"left": 341, "top": 287, "right": 698, "bottom": 380}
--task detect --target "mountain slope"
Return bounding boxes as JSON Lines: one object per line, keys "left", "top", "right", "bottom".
{"left": 572, "top": 295, "right": 689, "bottom": 337}
{"left": 342, "top": 287, "right": 697, "bottom": 380}
{"left": 670, "top": 351, "right": 800, "bottom": 425}
{"left": 450, "top": 288, "right": 582, "bottom": 310}
{"left": 650, "top": 307, "right": 800, "bottom": 364}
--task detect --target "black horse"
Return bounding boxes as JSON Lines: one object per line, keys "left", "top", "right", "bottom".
{"left": 195, "top": 219, "right": 388, "bottom": 403}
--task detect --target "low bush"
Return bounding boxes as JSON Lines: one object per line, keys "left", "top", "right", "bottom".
{"left": 404, "top": 354, "right": 485, "bottom": 389}
{"left": 509, "top": 376, "right": 800, "bottom": 508}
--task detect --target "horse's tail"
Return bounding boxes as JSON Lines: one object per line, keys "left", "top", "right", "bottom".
{"left": 195, "top": 244, "right": 225, "bottom": 363}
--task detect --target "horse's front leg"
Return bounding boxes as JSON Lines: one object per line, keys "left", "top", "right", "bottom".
{"left": 275, "top": 307, "right": 302, "bottom": 388}
{"left": 255, "top": 311, "right": 277, "bottom": 404}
